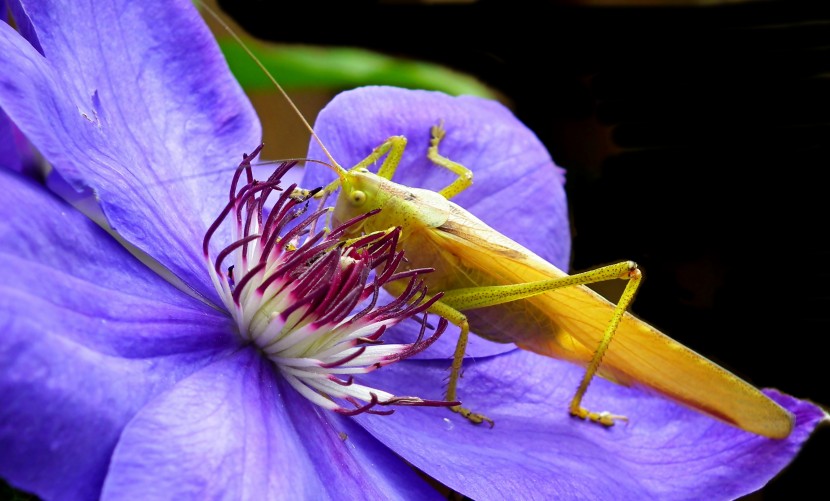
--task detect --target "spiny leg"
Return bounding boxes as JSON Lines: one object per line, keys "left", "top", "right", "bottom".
{"left": 427, "top": 122, "right": 473, "bottom": 200}
{"left": 439, "top": 261, "right": 642, "bottom": 427}
{"left": 325, "top": 123, "right": 473, "bottom": 199}
{"left": 382, "top": 277, "right": 493, "bottom": 426}
{"left": 426, "top": 299, "right": 494, "bottom": 427}
{"left": 568, "top": 266, "right": 641, "bottom": 426}
{"left": 371, "top": 136, "right": 407, "bottom": 181}
{"left": 338, "top": 227, "right": 398, "bottom": 248}
{"left": 319, "top": 136, "right": 408, "bottom": 195}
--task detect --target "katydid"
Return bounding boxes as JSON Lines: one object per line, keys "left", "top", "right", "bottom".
{"left": 317, "top": 124, "right": 794, "bottom": 439}
{"left": 200, "top": 3, "right": 793, "bottom": 439}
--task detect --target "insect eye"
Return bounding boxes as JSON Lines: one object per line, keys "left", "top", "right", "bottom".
{"left": 350, "top": 190, "right": 367, "bottom": 206}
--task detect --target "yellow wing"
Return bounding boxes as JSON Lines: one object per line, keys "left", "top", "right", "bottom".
{"left": 416, "top": 204, "right": 793, "bottom": 439}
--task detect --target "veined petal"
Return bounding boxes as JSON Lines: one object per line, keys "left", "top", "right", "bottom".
{"left": 0, "top": 169, "right": 236, "bottom": 357}
{"left": 0, "top": 0, "right": 260, "bottom": 301}
{"left": 0, "top": 169, "right": 236, "bottom": 500}
{"left": 0, "top": 322, "right": 233, "bottom": 501}
{"left": 358, "top": 350, "right": 826, "bottom": 500}
{"left": 102, "top": 349, "right": 442, "bottom": 501}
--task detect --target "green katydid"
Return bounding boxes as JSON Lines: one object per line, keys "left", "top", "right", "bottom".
{"left": 314, "top": 123, "right": 793, "bottom": 439}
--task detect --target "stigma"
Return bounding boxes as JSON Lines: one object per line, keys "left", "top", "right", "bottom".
{"left": 203, "top": 145, "right": 454, "bottom": 415}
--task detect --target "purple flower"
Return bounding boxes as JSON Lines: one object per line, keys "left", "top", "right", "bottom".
{"left": 0, "top": 2, "right": 825, "bottom": 501}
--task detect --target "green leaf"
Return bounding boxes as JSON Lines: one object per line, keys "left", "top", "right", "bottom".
{"left": 218, "top": 40, "right": 497, "bottom": 98}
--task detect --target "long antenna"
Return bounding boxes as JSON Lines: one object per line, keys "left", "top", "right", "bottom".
{"left": 199, "top": 1, "right": 346, "bottom": 178}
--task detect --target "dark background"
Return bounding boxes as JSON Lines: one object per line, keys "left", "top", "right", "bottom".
{"left": 219, "top": 0, "right": 829, "bottom": 497}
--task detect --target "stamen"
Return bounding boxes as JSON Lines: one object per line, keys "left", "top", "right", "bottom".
{"left": 228, "top": 145, "right": 261, "bottom": 200}
{"left": 215, "top": 234, "right": 260, "bottom": 277}
{"left": 320, "top": 346, "right": 368, "bottom": 369}
{"left": 231, "top": 262, "right": 265, "bottom": 305}
{"left": 203, "top": 146, "right": 456, "bottom": 414}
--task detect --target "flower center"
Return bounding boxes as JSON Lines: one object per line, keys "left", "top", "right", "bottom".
{"left": 203, "top": 145, "right": 454, "bottom": 415}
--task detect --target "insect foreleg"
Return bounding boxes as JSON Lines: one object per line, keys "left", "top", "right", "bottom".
{"left": 338, "top": 227, "right": 398, "bottom": 248}
{"left": 362, "top": 136, "right": 406, "bottom": 180}
{"left": 439, "top": 261, "right": 642, "bottom": 427}
{"left": 318, "top": 136, "right": 408, "bottom": 196}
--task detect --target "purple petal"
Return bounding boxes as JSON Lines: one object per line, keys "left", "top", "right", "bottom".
{"left": 4, "top": 0, "right": 42, "bottom": 55}
{"left": 0, "top": 169, "right": 237, "bottom": 500}
{"left": 0, "top": 0, "right": 260, "bottom": 302}
{"left": 357, "top": 351, "right": 826, "bottom": 499}
{"left": 0, "top": 9, "right": 38, "bottom": 180}
{"left": 103, "top": 349, "right": 441, "bottom": 501}
{"left": 303, "top": 86, "right": 569, "bottom": 358}
{"left": 0, "top": 169, "right": 236, "bottom": 357}
{"left": 0, "top": 108, "right": 37, "bottom": 174}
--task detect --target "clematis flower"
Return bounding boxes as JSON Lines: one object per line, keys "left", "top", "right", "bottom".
{"left": 0, "top": 2, "right": 825, "bottom": 501}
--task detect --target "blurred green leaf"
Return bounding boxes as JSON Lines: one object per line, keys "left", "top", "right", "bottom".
{"left": 218, "top": 40, "right": 497, "bottom": 98}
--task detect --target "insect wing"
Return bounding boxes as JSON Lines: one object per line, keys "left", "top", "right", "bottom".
{"left": 429, "top": 205, "right": 794, "bottom": 439}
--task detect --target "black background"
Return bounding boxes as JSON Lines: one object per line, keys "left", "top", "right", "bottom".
{"left": 219, "top": 0, "right": 828, "bottom": 497}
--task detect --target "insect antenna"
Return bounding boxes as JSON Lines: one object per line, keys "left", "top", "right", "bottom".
{"left": 197, "top": 1, "right": 350, "bottom": 190}
{"left": 143, "top": 157, "right": 339, "bottom": 188}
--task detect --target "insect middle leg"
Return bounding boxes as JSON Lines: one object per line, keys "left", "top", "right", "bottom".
{"left": 424, "top": 300, "right": 494, "bottom": 427}
{"left": 438, "top": 261, "right": 642, "bottom": 427}
{"left": 427, "top": 122, "right": 473, "bottom": 200}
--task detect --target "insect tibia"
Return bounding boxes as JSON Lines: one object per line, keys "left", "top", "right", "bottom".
{"left": 426, "top": 122, "right": 473, "bottom": 200}
{"left": 581, "top": 261, "right": 639, "bottom": 282}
